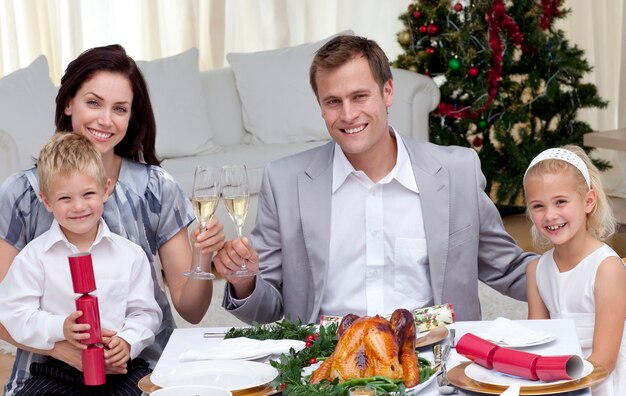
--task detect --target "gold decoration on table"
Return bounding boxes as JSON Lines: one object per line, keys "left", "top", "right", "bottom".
{"left": 447, "top": 361, "right": 609, "bottom": 395}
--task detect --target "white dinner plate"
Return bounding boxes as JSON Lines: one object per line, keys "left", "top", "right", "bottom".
{"left": 491, "top": 335, "right": 556, "bottom": 349}
{"left": 150, "top": 360, "right": 278, "bottom": 390}
{"left": 415, "top": 330, "right": 430, "bottom": 341}
{"left": 464, "top": 359, "right": 593, "bottom": 388}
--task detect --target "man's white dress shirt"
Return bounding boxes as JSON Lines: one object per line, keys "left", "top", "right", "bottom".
{"left": 0, "top": 219, "right": 162, "bottom": 359}
{"left": 321, "top": 130, "right": 433, "bottom": 317}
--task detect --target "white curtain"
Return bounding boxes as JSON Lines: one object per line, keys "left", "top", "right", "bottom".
{"left": 0, "top": 0, "right": 409, "bottom": 82}
{"left": 557, "top": 0, "right": 626, "bottom": 197}
{"left": 1, "top": 0, "right": 624, "bottom": 194}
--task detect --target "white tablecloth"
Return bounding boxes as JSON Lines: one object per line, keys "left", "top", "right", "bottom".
{"left": 152, "top": 318, "right": 592, "bottom": 395}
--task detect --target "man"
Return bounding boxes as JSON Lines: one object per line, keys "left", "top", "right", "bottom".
{"left": 213, "top": 35, "right": 536, "bottom": 323}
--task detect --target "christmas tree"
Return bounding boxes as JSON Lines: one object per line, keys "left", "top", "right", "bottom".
{"left": 392, "top": 0, "right": 609, "bottom": 209}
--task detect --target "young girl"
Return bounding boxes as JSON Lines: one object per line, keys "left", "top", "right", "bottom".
{"left": 524, "top": 145, "right": 626, "bottom": 395}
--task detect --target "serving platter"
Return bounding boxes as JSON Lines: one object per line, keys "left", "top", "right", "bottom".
{"left": 447, "top": 361, "right": 609, "bottom": 395}
{"left": 302, "top": 353, "right": 438, "bottom": 394}
{"left": 406, "top": 366, "right": 438, "bottom": 394}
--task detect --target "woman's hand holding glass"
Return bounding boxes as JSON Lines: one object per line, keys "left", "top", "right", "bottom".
{"left": 184, "top": 166, "right": 221, "bottom": 280}
{"left": 192, "top": 216, "right": 225, "bottom": 255}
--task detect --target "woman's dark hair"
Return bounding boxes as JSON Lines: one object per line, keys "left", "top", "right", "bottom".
{"left": 55, "top": 44, "right": 160, "bottom": 165}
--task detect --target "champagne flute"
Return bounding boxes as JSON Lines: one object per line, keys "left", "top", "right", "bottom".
{"left": 183, "top": 166, "right": 220, "bottom": 280}
{"left": 221, "top": 164, "right": 257, "bottom": 277}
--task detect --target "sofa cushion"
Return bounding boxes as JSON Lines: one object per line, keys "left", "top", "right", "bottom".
{"left": 137, "top": 48, "right": 221, "bottom": 159}
{"left": 161, "top": 141, "right": 327, "bottom": 196}
{"left": 199, "top": 68, "right": 245, "bottom": 147}
{"left": 227, "top": 31, "right": 353, "bottom": 145}
{"left": 0, "top": 55, "right": 57, "bottom": 170}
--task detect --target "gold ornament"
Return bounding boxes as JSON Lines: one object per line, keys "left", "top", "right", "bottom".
{"left": 399, "top": 31, "right": 412, "bottom": 45}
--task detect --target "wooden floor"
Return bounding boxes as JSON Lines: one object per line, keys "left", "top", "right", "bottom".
{"left": 0, "top": 215, "right": 623, "bottom": 389}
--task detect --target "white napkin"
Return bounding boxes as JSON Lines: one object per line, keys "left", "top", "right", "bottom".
{"left": 179, "top": 337, "right": 306, "bottom": 362}
{"left": 500, "top": 383, "right": 520, "bottom": 396}
{"left": 478, "top": 317, "right": 552, "bottom": 346}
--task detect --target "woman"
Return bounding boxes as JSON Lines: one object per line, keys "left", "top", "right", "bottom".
{"left": 0, "top": 44, "right": 224, "bottom": 395}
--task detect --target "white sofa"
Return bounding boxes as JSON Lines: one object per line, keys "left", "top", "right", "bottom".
{"left": 169, "top": 66, "right": 440, "bottom": 237}
{"left": 0, "top": 39, "right": 440, "bottom": 239}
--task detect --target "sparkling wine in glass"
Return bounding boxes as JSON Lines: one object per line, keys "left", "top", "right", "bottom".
{"left": 183, "top": 166, "right": 220, "bottom": 280}
{"left": 221, "top": 164, "right": 257, "bottom": 277}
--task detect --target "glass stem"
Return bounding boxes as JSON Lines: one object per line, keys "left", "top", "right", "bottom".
{"left": 236, "top": 225, "right": 247, "bottom": 270}
{"left": 193, "top": 244, "right": 203, "bottom": 272}
{"left": 195, "top": 223, "right": 207, "bottom": 272}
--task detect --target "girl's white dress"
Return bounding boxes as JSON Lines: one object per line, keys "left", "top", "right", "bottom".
{"left": 536, "top": 244, "right": 626, "bottom": 396}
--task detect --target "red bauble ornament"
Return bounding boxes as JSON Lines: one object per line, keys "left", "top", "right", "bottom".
{"left": 454, "top": 2, "right": 463, "bottom": 12}
{"left": 419, "top": 25, "right": 427, "bottom": 34}
{"left": 468, "top": 66, "right": 479, "bottom": 78}
{"left": 426, "top": 24, "right": 440, "bottom": 36}
{"left": 425, "top": 47, "right": 435, "bottom": 54}
{"left": 473, "top": 136, "right": 483, "bottom": 147}
{"left": 413, "top": 10, "right": 421, "bottom": 19}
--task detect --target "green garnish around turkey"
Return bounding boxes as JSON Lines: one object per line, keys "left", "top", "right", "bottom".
{"left": 223, "top": 318, "right": 435, "bottom": 395}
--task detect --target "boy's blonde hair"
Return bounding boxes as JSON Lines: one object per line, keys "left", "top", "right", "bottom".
{"left": 37, "top": 132, "right": 107, "bottom": 197}
{"left": 524, "top": 144, "right": 617, "bottom": 247}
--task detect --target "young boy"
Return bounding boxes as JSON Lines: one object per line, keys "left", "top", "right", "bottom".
{"left": 0, "top": 132, "right": 162, "bottom": 395}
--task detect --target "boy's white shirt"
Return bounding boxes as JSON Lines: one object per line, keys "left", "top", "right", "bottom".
{"left": 0, "top": 218, "right": 162, "bottom": 359}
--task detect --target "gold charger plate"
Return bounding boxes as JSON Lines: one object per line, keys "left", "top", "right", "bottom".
{"left": 415, "top": 325, "right": 449, "bottom": 348}
{"left": 447, "top": 361, "right": 609, "bottom": 395}
{"left": 138, "top": 374, "right": 280, "bottom": 395}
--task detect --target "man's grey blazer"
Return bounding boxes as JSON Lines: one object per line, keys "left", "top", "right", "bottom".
{"left": 223, "top": 134, "right": 537, "bottom": 323}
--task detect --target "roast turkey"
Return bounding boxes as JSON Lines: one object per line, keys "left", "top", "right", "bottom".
{"left": 310, "top": 308, "right": 420, "bottom": 388}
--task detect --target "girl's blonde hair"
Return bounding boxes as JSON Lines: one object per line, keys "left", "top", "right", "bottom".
{"left": 523, "top": 144, "right": 616, "bottom": 248}
{"left": 37, "top": 132, "right": 107, "bottom": 197}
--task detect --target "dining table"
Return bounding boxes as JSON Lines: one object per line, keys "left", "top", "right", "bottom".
{"left": 140, "top": 318, "right": 603, "bottom": 395}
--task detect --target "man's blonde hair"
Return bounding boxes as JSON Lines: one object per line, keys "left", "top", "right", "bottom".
{"left": 37, "top": 132, "right": 107, "bottom": 197}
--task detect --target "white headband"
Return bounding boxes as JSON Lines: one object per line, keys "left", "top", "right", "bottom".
{"left": 525, "top": 148, "right": 591, "bottom": 188}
